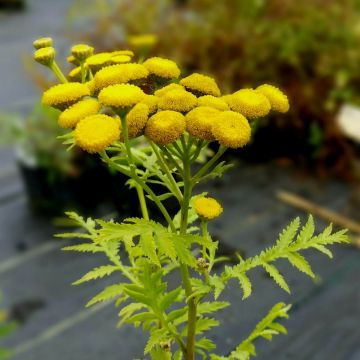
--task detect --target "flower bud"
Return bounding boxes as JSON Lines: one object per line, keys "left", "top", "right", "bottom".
{"left": 197, "top": 257, "right": 209, "bottom": 270}
{"left": 71, "top": 44, "right": 94, "bottom": 61}
{"left": 33, "top": 37, "right": 53, "bottom": 49}
{"left": 34, "top": 47, "right": 55, "bottom": 66}
{"left": 67, "top": 55, "right": 79, "bottom": 66}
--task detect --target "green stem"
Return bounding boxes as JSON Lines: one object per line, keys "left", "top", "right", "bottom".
{"left": 80, "top": 60, "right": 86, "bottom": 83}
{"left": 50, "top": 61, "right": 68, "bottom": 83}
{"left": 201, "top": 221, "right": 209, "bottom": 260}
{"left": 100, "top": 151, "right": 174, "bottom": 230}
{"left": 120, "top": 117, "right": 149, "bottom": 220}
{"left": 148, "top": 139, "right": 183, "bottom": 203}
{"left": 179, "top": 141, "right": 197, "bottom": 360}
{"left": 162, "top": 147, "right": 184, "bottom": 176}
{"left": 192, "top": 146, "right": 227, "bottom": 183}
{"left": 158, "top": 311, "right": 187, "bottom": 354}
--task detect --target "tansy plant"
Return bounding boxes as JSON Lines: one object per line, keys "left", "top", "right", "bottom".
{"left": 33, "top": 38, "right": 349, "bottom": 360}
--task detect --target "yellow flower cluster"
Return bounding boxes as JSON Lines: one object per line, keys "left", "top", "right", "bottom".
{"left": 58, "top": 99, "right": 100, "bottom": 129}
{"left": 38, "top": 41, "right": 289, "bottom": 153}
{"left": 75, "top": 114, "right": 120, "bottom": 153}
{"left": 180, "top": 73, "right": 221, "bottom": 97}
{"left": 256, "top": 84, "right": 290, "bottom": 113}
{"left": 226, "top": 89, "right": 271, "bottom": 119}
{"left": 186, "top": 106, "right": 220, "bottom": 141}
{"left": 128, "top": 34, "right": 158, "bottom": 48}
{"left": 143, "top": 57, "right": 180, "bottom": 79}
{"left": 124, "top": 103, "right": 149, "bottom": 139}
{"left": 154, "top": 83, "right": 184, "bottom": 97}
{"left": 212, "top": 111, "right": 251, "bottom": 149}
{"left": 158, "top": 89, "right": 197, "bottom": 112}
{"left": 94, "top": 63, "right": 149, "bottom": 89}
{"left": 98, "top": 84, "right": 145, "bottom": 109}
{"left": 145, "top": 111, "right": 186, "bottom": 145}
{"left": 193, "top": 197, "right": 223, "bottom": 220}
{"left": 42, "top": 83, "right": 90, "bottom": 110}
{"left": 140, "top": 95, "right": 158, "bottom": 114}
{"left": 197, "top": 95, "right": 229, "bottom": 111}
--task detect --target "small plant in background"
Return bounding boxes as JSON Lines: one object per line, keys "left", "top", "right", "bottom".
{"left": 34, "top": 38, "right": 349, "bottom": 359}
{"left": 0, "top": 294, "right": 16, "bottom": 359}
{"left": 68, "top": 0, "right": 360, "bottom": 176}
{"left": 0, "top": 104, "right": 72, "bottom": 177}
{"left": 0, "top": 102, "right": 119, "bottom": 215}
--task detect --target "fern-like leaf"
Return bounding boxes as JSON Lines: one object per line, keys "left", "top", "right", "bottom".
{"left": 214, "top": 302, "right": 291, "bottom": 360}
{"left": 86, "top": 284, "right": 124, "bottom": 307}
{"left": 223, "top": 216, "right": 349, "bottom": 297}
{"left": 73, "top": 265, "right": 119, "bottom": 285}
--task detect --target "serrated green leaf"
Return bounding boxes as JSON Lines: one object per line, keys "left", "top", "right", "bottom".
{"left": 118, "top": 303, "right": 146, "bottom": 327}
{"left": 126, "top": 311, "right": 158, "bottom": 325}
{"left": 263, "top": 264, "right": 290, "bottom": 293}
{"left": 209, "top": 274, "right": 226, "bottom": 299}
{"left": 172, "top": 235, "right": 196, "bottom": 267}
{"left": 57, "top": 233, "right": 93, "bottom": 239}
{"left": 296, "top": 215, "right": 315, "bottom": 244}
{"left": 237, "top": 273, "right": 252, "bottom": 299}
{"left": 144, "top": 328, "right": 168, "bottom": 354}
{"left": 196, "top": 337, "right": 216, "bottom": 351}
{"left": 62, "top": 243, "right": 102, "bottom": 253}
{"left": 123, "top": 285, "right": 151, "bottom": 305}
{"left": 73, "top": 265, "right": 119, "bottom": 285}
{"left": 86, "top": 284, "right": 124, "bottom": 307}
{"left": 159, "top": 287, "right": 183, "bottom": 312}
{"left": 287, "top": 253, "right": 315, "bottom": 278}
{"left": 140, "top": 231, "right": 160, "bottom": 266}
{"left": 312, "top": 244, "right": 333, "bottom": 258}
{"left": 276, "top": 217, "right": 300, "bottom": 249}
{"left": 228, "top": 302, "right": 290, "bottom": 360}
{"left": 197, "top": 301, "right": 230, "bottom": 315}
{"left": 167, "top": 307, "right": 187, "bottom": 323}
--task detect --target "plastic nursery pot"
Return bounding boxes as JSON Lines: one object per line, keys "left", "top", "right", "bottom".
{"left": 17, "top": 161, "right": 113, "bottom": 216}
{"left": 0, "top": 0, "right": 26, "bottom": 10}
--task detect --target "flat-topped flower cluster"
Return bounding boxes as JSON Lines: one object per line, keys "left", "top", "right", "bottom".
{"left": 36, "top": 39, "right": 289, "bottom": 154}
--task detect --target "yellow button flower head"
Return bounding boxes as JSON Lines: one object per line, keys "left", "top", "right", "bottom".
{"left": 86, "top": 52, "right": 112, "bottom": 72}
{"left": 158, "top": 89, "right": 197, "bottom": 112}
{"left": 75, "top": 114, "right": 120, "bottom": 153}
{"left": 128, "top": 34, "right": 158, "bottom": 48}
{"left": 58, "top": 98, "right": 100, "bottom": 129}
{"left": 227, "top": 89, "right": 271, "bottom": 119}
{"left": 110, "top": 55, "right": 132, "bottom": 64}
{"left": 193, "top": 196, "right": 223, "bottom": 220}
{"left": 145, "top": 110, "right": 186, "bottom": 146}
{"left": 143, "top": 57, "right": 181, "bottom": 79}
{"left": 111, "top": 50, "right": 134, "bottom": 57}
{"left": 180, "top": 73, "right": 221, "bottom": 97}
{"left": 256, "top": 84, "right": 290, "bottom": 113}
{"left": 42, "top": 83, "right": 90, "bottom": 110}
{"left": 71, "top": 44, "right": 94, "bottom": 61}
{"left": 212, "top": 111, "right": 251, "bottom": 149}
{"left": 123, "top": 103, "right": 149, "bottom": 139}
{"left": 154, "top": 83, "right": 185, "bottom": 97}
{"left": 186, "top": 106, "right": 220, "bottom": 141}
{"left": 197, "top": 95, "right": 229, "bottom": 111}
{"left": 33, "top": 37, "right": 53, "bottom": 49}
{"left": 94, "top": 63, "right": 149, "bottom": 89}
{"left": 98, "top": 84, "right": 145, "bottom": 109}
{"left": 34, "top": 47, "right": 55, "bottom": 66}
{"left": 140, "top": 95, "right": 158, "bottom": 114}
{"left": 85, "top": 80, "right": 96, "bottom": 95}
